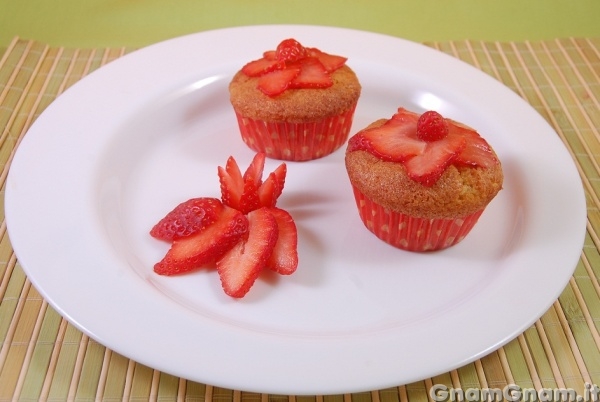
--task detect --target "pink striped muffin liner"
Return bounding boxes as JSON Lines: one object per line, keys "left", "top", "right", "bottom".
{"left": 233, "top": 105, "right": 357, "bottom": 161}
{"left": 351, "top": 186, "right": 484, "bottom": 251}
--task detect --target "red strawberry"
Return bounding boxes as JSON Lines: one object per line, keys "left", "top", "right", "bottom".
{"left": 218, "top": 156, "right": 244, "bottom": 211}
{"left": 289, "top": 57, "right": 333, "bottom": 89}
{"left": 257, "top": 68, "right": 301, "bottom": 96}
{"left": 270, "top": 162, "right": 287, "bottom": 200}
{"left": 150, "top": 197, "right": 224, "bottom": 241}
{"left": 276, "top": 38, "right": 307, "bottom": 62}
{"left": 347, "top": 117, "right": 426, "bottom": 162}
{"left": 404, "top": 130, "right": 466, "bottom": 186}
{"left": 266, "top": 208, "right": 298, "bottom": 275}
{"left": 257, "top": 163, "right": 286, "bottom": 207}
{"left": 306, "top": 47, "right": 347, "bottom": 72}
{"left": 237, "top": 153, "right": 265, "bottom": 213}
{"left": 452, "top": 122, "right": 498, "bottom": 168}
{"left": 154, "top": 206, "right": 249, "bottom": 276}
{"left": 243, "top": 152, "right": 266, "bottom": 187}
{"left": 242, "top": 57, "right": 282, "bottom": 77}
{"left": 417, "top": 111, "right": 449, "bottom": 142}
{"left": 216, "top": 207, "right": 279, "bottom": 298}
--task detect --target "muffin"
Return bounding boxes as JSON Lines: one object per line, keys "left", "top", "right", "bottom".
{"left": 345, "top": 108, "right": 503, "bottom": 251}
{"left": 229, "top": 38, "right": 361, "bottom": 161}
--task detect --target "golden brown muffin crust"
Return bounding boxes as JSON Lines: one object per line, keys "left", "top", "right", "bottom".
{"left": 229, "top": 65, "right": 361, "bottom": 122}
{"left": 345, "top": 118, "right": 503, "bottom": 219}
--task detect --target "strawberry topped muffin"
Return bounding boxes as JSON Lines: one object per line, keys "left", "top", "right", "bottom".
{"left": 345, "top": 108, "right": 503, "bottom": 251}
{"left": 229, "top": 38, "right": 361, "bottom": 161}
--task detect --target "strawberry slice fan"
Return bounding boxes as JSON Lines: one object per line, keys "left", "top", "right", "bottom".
{"left": 150, "top": 153, "right": 298, "bottom": 298}
{"left": 241, "top": 38, "right": 348, "bottom": 96}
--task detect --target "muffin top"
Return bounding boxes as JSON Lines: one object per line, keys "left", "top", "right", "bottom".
{"left": 345, "top": 110, "right": 503, "bottom": 219}
{"left": 229, "top": 67, "right": 361, "bottom": 122}
{"left": 228, "top": 38, "right": 361, "bottom": 122}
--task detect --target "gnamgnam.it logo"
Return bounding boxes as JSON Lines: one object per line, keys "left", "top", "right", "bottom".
{"left": 429, "top": 383, "right": 600, "bottom": 402}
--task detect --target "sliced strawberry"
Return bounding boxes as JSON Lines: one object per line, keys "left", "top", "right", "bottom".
{"left": 306, "top": 47, "right": 347, "bottom": 72}
{"left": 154, "top": 206, "right": 249, "bottom": 276}
{"left": 243, "top": 152, "right": 266, "bottom": 187}
{"left": 242, "top": 57, "right": 283, "bottom": 77}
{"left": 289, "top": 57, "right": 333, "bottom": 89}
{"left": 452, "top": 122, "right": 499, "bottom": 168}
{"left": 257, "top": 68, "right": 301, "bottom": 96}
{"left": 218, "top": 157, "right": 243, "bottom": 210}
{"left": 263, "top": 50, "right": 277, "bottom": 60}
{"left": 237, "top": 179, "right": 259, "bottom": 214}
{"left": 404, "top": 130, "right": 466, "bottom": 186}
{"left": 391, "top": 107, "right": 421, "bottom": 124}
{"left": 150, "top": 197, "right": 224, "bottom": 241}
{"left": 257, "top": 163, "right": 286, "bottom": 207}
{"left": 266, "top": 208, "right": 298, "bottom": 275}
{"left": 270, "top": 162, "right": 287, "bottom": 200}
{"left": 257, "top": 172, "right": 280, "bottom": 208}
{"left": 347, "top": 117, "right": 426, "bottom": 162}
{"left": 216, "top": 207, "right": 279, "bottom": 298}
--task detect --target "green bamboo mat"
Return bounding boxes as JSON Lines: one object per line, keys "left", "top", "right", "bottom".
{"left": 1, "top": 36, "right": 599, "bottom": 401}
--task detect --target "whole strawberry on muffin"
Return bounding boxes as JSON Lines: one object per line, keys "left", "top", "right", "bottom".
{"left": 229, "top": 38, "right": 361, "bottom": 161}
{"left": 345, "top": 108, "right": 503, "bottom": 251}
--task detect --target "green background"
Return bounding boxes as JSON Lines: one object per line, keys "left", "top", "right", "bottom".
{"left": 1, "top": 0, "right": 600, "bottom": 48}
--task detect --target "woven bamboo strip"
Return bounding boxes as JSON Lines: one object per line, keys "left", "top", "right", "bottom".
{"left": 501, "top": 41, "right": 600, "bottom": 387}
{"left": 537, "top": 40, "right": 600, "bottom": 173}
{"left": 0, "top": 39, "right": 33, "bottom": 112}
{"left": 0, "top": 278, "right": 31, "bottom": 395}
{"left": 561, "top": 39, "right": 600, "bottom": 116}
{"left": 120, "top": 358, "right": 136, "bottom": 401}
{"left": 584, "top": 38, "right": 600, "bottom": 62}
{"left": 150, "top": 369, "right": 161, "bottom": 400}
{"left": 396, "top": 385, "right": 407, "bottom": 402}
{"left": 514, "top": 41, "right": 600, "bottom": 241}
{"left": 0, "top": 37, "right": 20, "bottom": 72}
{"left": 0, "top": 41, "right": 42, "bottom": 166}
{"left": 497, "top": 338, "right": 520, "bottom": 387}
{"left": 569, "top": 273, "right": 600, "bottom": 357}
{"left": 92, "top": 347, "right": 111, "bottom": 400}
{"left": 423, "top": 378, "right": 435, "bottom": 401}
{"left": 10, "top": 297, "right": 48, "bottom": 399}
{"left": 581, "top": 248, "right": 600, "bottom": 315}
{"left": 38, "top": 316, "right": 68, "bottom": 400}
{"left": 531, "top": 320, "right": 566, "bottom": 388}
{"left": 521, "top": 41, "right": 598, "bottom": 388}
{"left": 553, "top": 295, "right": 593, "bottom": 385}
{"left": 474, "top": 359, "right": 491, "bottom": 389}
{"left": 506, "top": 336, "right": 538, "bottom": 390}
{"left": 516, "top": 334, "right": 544, "bottom": 390}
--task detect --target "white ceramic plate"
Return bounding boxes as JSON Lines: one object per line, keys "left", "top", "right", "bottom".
{"left": 5, "top": 25, "right": 586, "bottom": 395}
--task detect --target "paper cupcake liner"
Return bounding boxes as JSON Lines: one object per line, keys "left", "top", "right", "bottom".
{"left": 233, "top": 105, "right": 357, "bottom": 161}
{"left": 351, "top": 186, "right": 484, "bottom": 252}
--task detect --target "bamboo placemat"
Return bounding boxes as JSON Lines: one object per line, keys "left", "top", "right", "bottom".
{"left": 1, "top": 36, "right": 599, "bottom": 401}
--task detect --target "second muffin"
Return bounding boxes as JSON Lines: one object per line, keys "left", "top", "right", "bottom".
{"left": 345, "top": 108, "right": 503, "bottom": 251}
{"left": 229, "top": 38, "right": 361, "bottom": 161}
